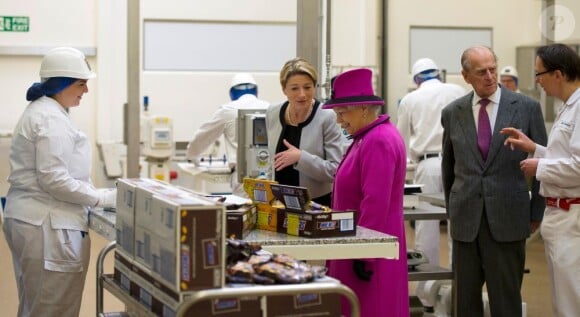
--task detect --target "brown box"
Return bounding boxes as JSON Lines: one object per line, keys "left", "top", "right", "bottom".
{"left": 256, "top": 205, "right": 287, "bottom": 233}
{"left": 269, "top": 184, "right": 357, "bottom": 238}
{"left": 159, "top": 297, "right": 262, "bottom": 317}
{"left": 243, "top": 178, "right": 287, "bottom": 232}
{"left": 150, "top": 194, "right": 225, "bottom": 293}
{"left": 285, "top": 209, "right": 357, "bottom": 238}
{"left": 226, "top": 204, "right": 257, "bottom": 239}
{"left": 243, "top": 177, "right": 277, "bottom": 204}
{"left": 269, "top": 184, "right": 312, "bottom": 212}
{"left": 122, "top": 258, "right": 261, "bottom": 317}
{"left": 266, "top": 293, "right": 341, "bottom": 317}
{"left": 113, "top": 251, "right": 134, "bottom": 295}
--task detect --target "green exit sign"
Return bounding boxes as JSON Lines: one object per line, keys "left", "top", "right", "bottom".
{"left": 0, "top": 16, "right": 30, "bottom": 32}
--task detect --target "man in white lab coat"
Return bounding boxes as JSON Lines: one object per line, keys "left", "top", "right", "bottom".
{"left": 502, "top": 43, "right": 580, "bottom": 317}
{"left": 186, "top": 73, "right": 269, "bottom": 195}
{"left": 398, "top": 58, "right": 465, "bottom": 267}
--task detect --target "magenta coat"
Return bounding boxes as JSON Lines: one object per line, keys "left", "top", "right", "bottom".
{"left": 327, "top": 114, "right": 409, "bottom": 317}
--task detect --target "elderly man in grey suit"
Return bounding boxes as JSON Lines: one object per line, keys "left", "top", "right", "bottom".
{"left": 441, "top": 46, "right": 547, "bottom": 317}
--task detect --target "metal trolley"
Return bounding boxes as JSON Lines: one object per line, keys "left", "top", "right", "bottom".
{"left": 96, "top": 241, "right": 360, "bottom": 317}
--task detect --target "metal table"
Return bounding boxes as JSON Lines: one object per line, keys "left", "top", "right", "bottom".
{"left": 96, "top": 241, "right": 360, "bottom": 317}
{"left": 404, "top": 201, "right": 447, "bottom": 221}
{"left": 404, "top": 202, "right": 453, "bottom": 281}
{"left": 244, "top": 227, "right": 399, "bottom": 260}
{"left": 89, "top": 209, "right": 400, "bottom": 261}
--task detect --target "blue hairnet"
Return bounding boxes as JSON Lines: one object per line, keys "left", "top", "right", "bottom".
{"left": 230, "top": 84, "right": 257, "bottom": 101}
{"left": 26, "top": 77, "right": 77, "bottom": 101}
{"left": 414, "top": 69, "right": 440, "bottom": 85}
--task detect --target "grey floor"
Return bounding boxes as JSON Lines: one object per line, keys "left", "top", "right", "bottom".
{"left": 0, "top": 220, "right": 552, "bottom": 316}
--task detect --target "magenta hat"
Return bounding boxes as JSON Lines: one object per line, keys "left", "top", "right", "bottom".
{"left": 322, "top": 68, "right": 384, "bottom": 109}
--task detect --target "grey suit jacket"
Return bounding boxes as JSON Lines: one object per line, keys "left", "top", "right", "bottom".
{"left": 441, "top": 87, "right": 547, "bottom": 242}
{"left": 266, "top": 101, "right": 345, "bottom": 199}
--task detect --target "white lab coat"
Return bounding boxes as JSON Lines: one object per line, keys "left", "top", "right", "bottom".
{"left": 186, "top": 94, "right": 269, "bottom": 195}
{"left": 397, "top": 79, "right": 466, "bottom": 306}
{"left": 397, "top": 79, "right": 466, "bottom": 162}
{"left": 534, "top": 87, "right": 580, "bottom": 317}
{"left": 397, "top": 79, "right": 465, "bottom": 268}
{"left": 3, "top": 96, "right": 103, "bottom": 317}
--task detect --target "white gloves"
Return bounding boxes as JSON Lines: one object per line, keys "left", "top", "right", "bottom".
{"left": 96, "top": 188, "right": 117, "bottom": 208}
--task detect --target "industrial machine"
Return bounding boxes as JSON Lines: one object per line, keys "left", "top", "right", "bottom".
{"left": 141, "top": 114, "right": 173, "bottom": 181}
{"left": 98, "top": 97, "right": 173, "bottom": 182}
{"left": 236, "top": 109, "right": 271, "bottom": 182}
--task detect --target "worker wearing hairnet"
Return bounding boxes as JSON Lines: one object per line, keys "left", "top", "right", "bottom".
{"left": 186, "top": 73, "right": 269, "bottom": 195}
{"left": 2, "top": 47, "right": 116, "bottom": 317}
{"left": 397, "top": 58, "right": 465, "bottom": 267}
{"left": 397, "top": 58, "right": 465, "bottom": 310}
{"left": 500, "top": 65, "right": 520, "bottom": 93}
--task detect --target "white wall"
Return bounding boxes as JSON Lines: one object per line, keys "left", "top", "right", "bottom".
{"left": 0, "top": 1, "right": 98, "bottom": 140}
{"left": 386, "top": 0, "right": 547, "bottom": 116}
{"left": 97, "top": 0, "right": 297, "bottom": 144}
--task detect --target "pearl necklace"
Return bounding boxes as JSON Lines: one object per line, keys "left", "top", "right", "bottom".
{"left": 286, "top": 101, "right": 314, "bottom": 126}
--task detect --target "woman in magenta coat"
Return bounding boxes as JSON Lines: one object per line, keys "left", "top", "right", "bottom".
{"left": 324, "top": 68, "right": 409, "bottom": 317}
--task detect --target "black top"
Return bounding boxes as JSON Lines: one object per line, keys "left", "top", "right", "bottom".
{"left": 274, "top": 101, "right": 331, "bottom": 206}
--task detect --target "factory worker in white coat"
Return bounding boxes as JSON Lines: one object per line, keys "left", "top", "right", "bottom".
{"left": 397, "top": 58, "right": 465, "bottom": 268}
{"left": 397, "top": 58, "right": 465, "bottom": 310}
{"left": 2, "top": 47, "right": 117, "bottom": 317}
{"left": 186, "top": 73, "right": 269, "bottom": 196}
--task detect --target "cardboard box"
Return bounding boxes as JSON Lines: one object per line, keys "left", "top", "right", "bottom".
{"left": 256, "top": 205, "right": 287, "bottom": 233}
{"left": 226, "top": 204, "right": 257, "bottom": 239}
{"left": 266, "top": 293, "right": 341, "bottom": 317}
{"left": 150, "top": 193, "right": 225, "bottom": 293}
{"left": 270, "top": 184, "right": 357, "bottom": 238}
{"left": 133, "top": 178, "right": 183, "bottom": 268}
{"left": 269, "top": 184, "right": 311, "bottom": 212}
{"left": 243, "top": 178, "right": 286, "bottom": 232}
{"left": 122, "top": 260, "right": 261, "bottom": 317}
{"left": 113, "top": 251, "right": 134, "bottom": 295}
{"left": 285, "top": 210, "right": 356, "bottom": 238}
{"left": 243, "top": 177, "right": 277, "bottom": 204}
{"left": 155, "top": 293, "right": 262, "bottom": 317}
{"left": 116, "top": 178, "right": 158, "bottom": 259}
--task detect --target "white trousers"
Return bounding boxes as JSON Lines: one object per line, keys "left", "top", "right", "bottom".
{"left": 3, "top": 217, "right": 91, "bottom": 317}
{"left": 414, "top": 157, "right": 453, "bottom": 307}
{"left": 541, "top": 205, "right": 580, "bottom": 317}
{"left": 414, "top": 157, "right": 451, "bottom": 266}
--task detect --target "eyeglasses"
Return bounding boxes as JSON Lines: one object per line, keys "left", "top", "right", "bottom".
{"left": 535, "top": 69, "right": 554, "bottom": 77}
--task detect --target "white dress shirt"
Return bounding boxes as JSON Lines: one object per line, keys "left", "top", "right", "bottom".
{"left": 472, "top": 86, "right": 501, "bottom": 133}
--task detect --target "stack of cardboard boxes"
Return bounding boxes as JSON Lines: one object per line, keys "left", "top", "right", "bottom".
{"left": 243, "top": 178, "right": 357, "bottom": 238}
{"left": 242, "top": 177, "right": 286, "bottom": 233}
{"left": 114, "top": 178, "right": 264, "bottom": 316}
{"left": 111, "top": 178, "right": 347, "bottom": 316}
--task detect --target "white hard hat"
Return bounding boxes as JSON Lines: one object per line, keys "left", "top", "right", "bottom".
{"left": 500, "top": 66, "right": 518, "bottom": 78}
{"left": 230, "top": 73, "right": 257, "bottom": 88}
{"left": 412, "top": 58, "right": 439, "bottom": 78}
{"left": 39, "top": 47, "right": 96, "bottom": 80}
